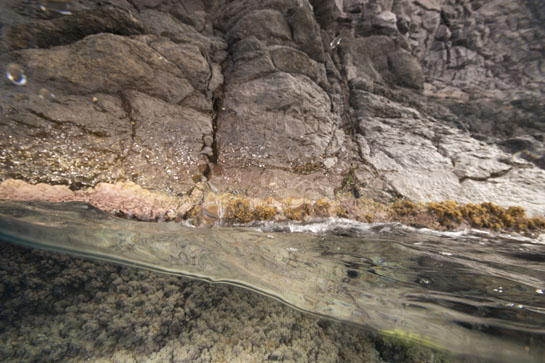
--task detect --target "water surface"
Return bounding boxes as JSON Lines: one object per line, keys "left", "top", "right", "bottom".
{"left": 0, "top": 200, "right": 544, "bottom": 362}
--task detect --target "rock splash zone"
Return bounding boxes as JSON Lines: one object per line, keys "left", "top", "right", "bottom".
{"left": 1, "top": 179, "right": 544, "bottom": 235}
{"left": 1, "top": 1, "right": 544, "bottom": 217}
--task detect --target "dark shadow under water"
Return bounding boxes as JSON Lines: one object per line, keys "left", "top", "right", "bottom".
{"left": 0, "top": 200, "right": 544, "bottom": 362}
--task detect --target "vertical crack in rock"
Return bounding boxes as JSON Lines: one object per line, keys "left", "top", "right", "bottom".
{"left": 330, "top": 40, "right": 384, "bottom": 176}
{"left": 201, "top": 49, "right": 227, "bottom": 183}
{"left": 210, "top": 95, "right": 221, "bottom": 165}
{"left": 331, "top": 48, "right": 358, "bottom": 136}
{"left": 118, "top": 91, "right": 136, "bottom": 172}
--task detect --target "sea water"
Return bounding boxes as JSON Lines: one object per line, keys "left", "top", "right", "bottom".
{"left": 0, "top": 200, "right": 543, "bottom": 362}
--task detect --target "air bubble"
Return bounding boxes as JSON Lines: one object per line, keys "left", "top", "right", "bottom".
{"left": 417, "top": 277, "right": 431, "bottom": 285}
{"left": 39, "top": 88, "right": 56, "bottom": 101}
{"left": 6, "top": 63, "right": 27, "bottom": 86}
{"left": 39, "top": 0, "right": 72, "bottom": 15}
{"left": 330, "top": 36, "right": 342, "bottom": 50}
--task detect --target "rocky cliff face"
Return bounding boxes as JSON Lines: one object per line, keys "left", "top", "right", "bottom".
{"left": 0, "top": 0, "right": 544, "bottom": 216}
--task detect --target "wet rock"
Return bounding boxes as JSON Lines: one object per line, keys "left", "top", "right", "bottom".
{"left": 217, "top": 72, "right": 336, "bottom": 163}
{"left": 203, "top": 134, "right": 214, "bottom": 147}
{"left": 147, "top": 39, "right": 210, "bottom": 91}
{"left": 122, "top": 90, "right": 212, "bottom": 193}
{"left": 139, "top": 9, "right": 227, "bottom": 62}
{"left": 131, "top": 0, "right": 209, "bottom": 31}
{"left": 285, "top": 2, "right": 325, "bottom": 62}
{"left": 434, "top": 24, "right": 452, "bottom": 41}
{"left": 228, "top": 50, "right": 275, "bottom": 83}
{"left": 214, "top": 70, "right": 345, "bottom": 198}
{"left": 268, "top": 46, "right": 327, "bottom": 87}
{"left": 354, "top": 110, "right": 545, "bottom": 217}
{"left": 0, "top": 0, "right": 544, "bottom": 218}
{"left": 200, "top": 146, "right": 213, "bottom": 157}
{"left": 372, "top": 11, "right": 398, "bottom": 34}
{"left": 0, "top": 8, "right": 220, "bottom": 194}
{"left": 5, "top": 6, "right": 144, "bottom": 50}
{"left": 415, "top": 0, "right": 441, "bottom": 12}
{"left": 0, "top": 179, "right": 191, "bottom": 221}
{"left": 342, "top": 35, "right": 424, "bottom": 89}
{"left": 388, "top": 49, "right": 425, "bottom": 89}
{"left": 226, "top": 9, "right": 292, "bottom": 44}
{"left": 0, "top": 91, "right": 131, "bottom": 187}
{"left": 10, "top": 33, "right": 193, "bottom": 101}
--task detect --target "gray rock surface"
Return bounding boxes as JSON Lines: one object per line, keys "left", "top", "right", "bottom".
{"left": 0, "top": 0, "right": 544, "bottom": 214}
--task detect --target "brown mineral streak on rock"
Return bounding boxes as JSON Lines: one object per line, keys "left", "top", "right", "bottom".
{"left": 0, "top": 0, "right": 544, "bottom": 225}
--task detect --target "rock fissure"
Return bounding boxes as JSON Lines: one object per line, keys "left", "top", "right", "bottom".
{"left": 458, "top": 167, "right": 513, "bottom": 183}
{"left": 118, "top": 91, "right": 136, "bottom": 169}
{"left": 204, "top": 60, "right": 226, "bottom": 176}
{"left": 208, "top": 96, "right": 221, "bottom": 165}
{"left": 26, "top": 109, "right": 109, "bottom": 138}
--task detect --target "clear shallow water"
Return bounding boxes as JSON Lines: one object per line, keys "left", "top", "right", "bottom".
{"left": 0, "top": 200, "right": 544, "bottom": 362}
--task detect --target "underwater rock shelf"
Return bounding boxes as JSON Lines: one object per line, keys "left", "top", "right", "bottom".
{"left": 0, "top": 242, "right": 459, "bottom": 363}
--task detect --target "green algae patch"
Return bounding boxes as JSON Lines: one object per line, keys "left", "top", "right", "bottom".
{"left": 379, "top": 329, "right": 444, "bottom": 352}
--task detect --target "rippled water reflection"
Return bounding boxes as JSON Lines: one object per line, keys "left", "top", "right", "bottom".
{"left": 0, "top": 200, "right": 544, "bottom": 362}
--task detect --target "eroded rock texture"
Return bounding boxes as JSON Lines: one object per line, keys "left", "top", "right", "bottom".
{"left": 0, "top": 0, "right": 544, "bottom": 215}
{"left": 0, "top": 1, "right": 226, "bottom": 194}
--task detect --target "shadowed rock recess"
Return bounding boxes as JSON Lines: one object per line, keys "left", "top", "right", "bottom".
{"left": 0, "top": 0, "right": 544, "bottom": 218}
